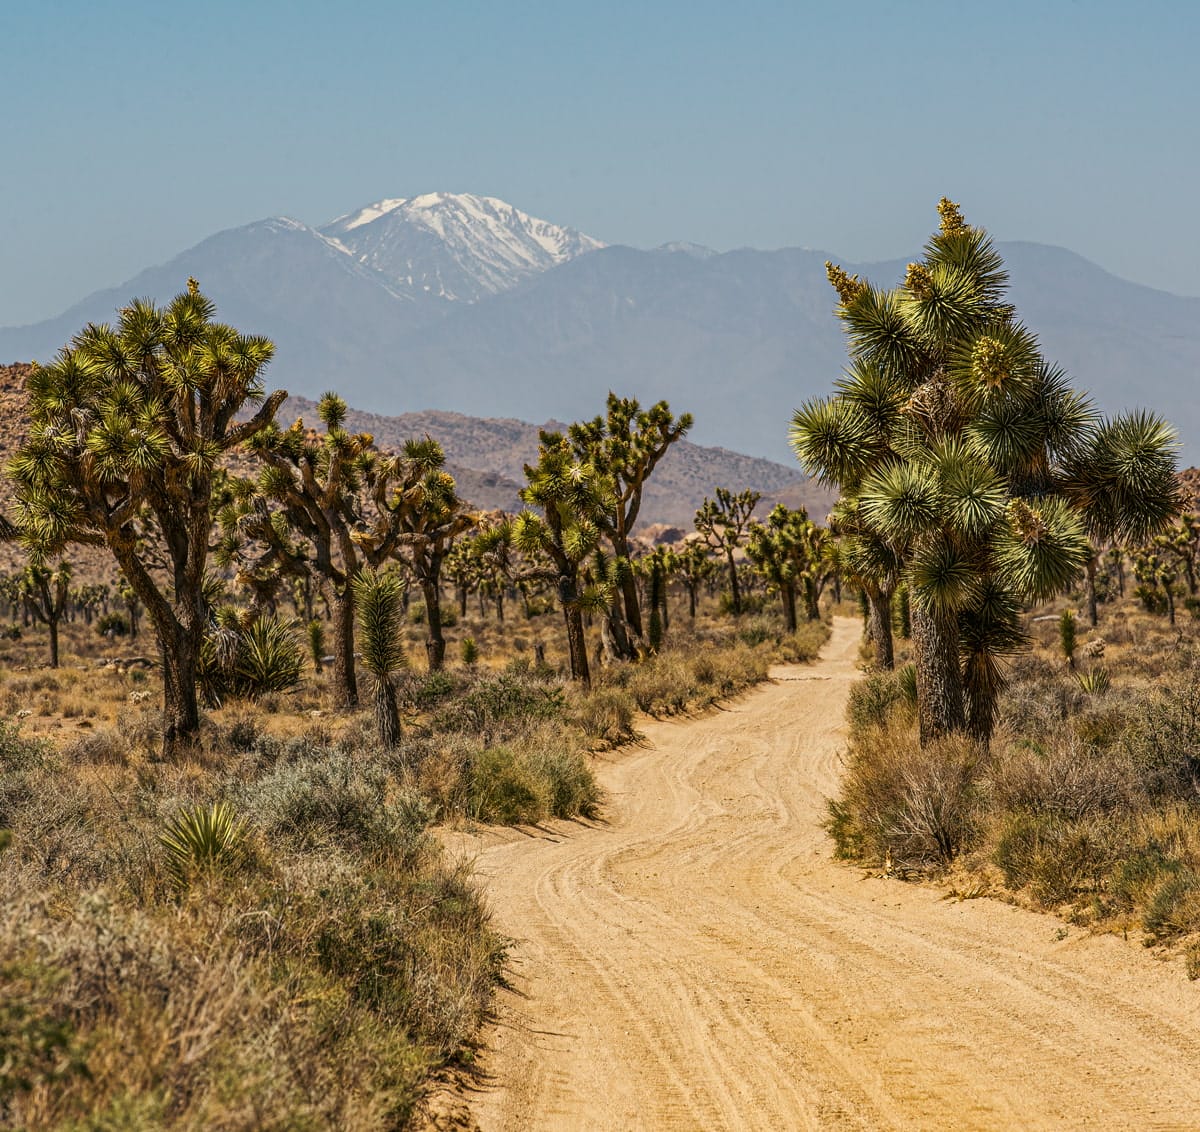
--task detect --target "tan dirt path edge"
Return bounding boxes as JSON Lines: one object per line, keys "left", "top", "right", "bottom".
{"left": 444, "top": 616, "right": 1200, "bottom": 1131}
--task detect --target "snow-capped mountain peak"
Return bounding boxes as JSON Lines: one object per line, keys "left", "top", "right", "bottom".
{"left": 320, "top": 192, "right": 605, "bottom": 302}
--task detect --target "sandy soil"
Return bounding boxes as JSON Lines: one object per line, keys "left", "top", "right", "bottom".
{"left": 446, "top": 617, "right": 1200, "bottom": 1131}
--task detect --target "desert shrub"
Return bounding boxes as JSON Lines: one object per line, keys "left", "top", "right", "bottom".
{"left": 735, "top": 612, "right": 775, "bottom": 645}
{"left": 570, "top": 687, "right": 637, "bottom": 747}
{"left": 988, "top": 737, "right": 1137, "bottom": 821}
{"left": 94, "top": 612, "right": 129, "bottom": 637}
{"left": 829, "top": 730, "right": 980, "bottom": 870}
{"left": 777, "top": 619, "right": 830, "bottom": 662}
{"left": 627, "top": 655, "right": 694, "bottom": 715}
{"left": 405, "top": 668, "right": 459, "bottom": 709}
{"left": 466, "top": 745, "right": 545, "bottom": 824}
{"left": 0, "top": 720, "right": 50, "bottom": 773}
{"left": 1141, "top": 870, "right": 1200, "bottom": 939}
{"left": 992, "top": 812, "right": 1121, "bottom": 906}
{"left": 433, "top": 671, "right": 564, "bottom": 738}
{"left": 1122, "top": 674, "right": 1200, "bottom": 802}
{"left": 240, "top": 751, "right": 431, "bottom": 861}
{"left": 529, "top": 741, "right": 602, "bottom": 819}
{"left": 718, "top": 590, "right": 766, "bottom": 617}
{"left": 460, "top": 636, "right": 479, "bottom": 666}
{"left": 846, "top": 666, "right": 917, "bottom": 739}
{"left": 62, "top": 727, "right": 131, "bottom": 765}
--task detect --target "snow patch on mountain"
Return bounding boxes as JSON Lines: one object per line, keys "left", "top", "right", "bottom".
{"left": 320, "top": 191, "right": 605, "bottom": 302}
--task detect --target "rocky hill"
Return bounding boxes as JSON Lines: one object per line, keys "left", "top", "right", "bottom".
{"left": 0, "top": 368, "right": 834, "bottom": 580}
{"left": 275, "top": 396, "right": 836, "bottom": 528}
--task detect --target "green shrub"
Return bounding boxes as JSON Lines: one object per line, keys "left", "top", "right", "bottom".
{"left": 460, "top": 637, "right": 479, "bottom": 666}
{"left": 1142, "top": 870, "right": 1200, "bottom": 939}
{"left": 95, "top": 612, "right": 129, "bottom": 637}
{"left": 529, "top": 743, "right": 602, "bottom": 819}
{"left": 467, "top": 746, "right": 545, "bottom": 824}
{"left": 241, "top": 752, "right": 431, "bottom": 861}
{"left": 846, "top": 667, "right": 916, "bottom": 738}
{"left": 433, "top": 671, "right": 564, "bottom": 737}
{"left": 993, "top": 812, "right": 1120, "bottom": 906}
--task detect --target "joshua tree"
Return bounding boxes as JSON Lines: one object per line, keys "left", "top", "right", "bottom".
{"left": 675, "top": 541, "right": 717, "bottom": 619}
{"left": 511, "top": 431, "right": 615, "bottom": 687}
{"left": 791, "top": 199, "right": 1178, "bottom": 744}
{"left": 21, "top": 559, "right": 71, "bottom": 667}
{"left": 639, "top": 545, "right": 677, "bottom": 650}
{"left": 9, "top": 281, "right": 284, "bottom": 755}
{"left": 746, "top": 505, "right": 832, "bottom": 631}
{"left": 695, "top": 488, "right": 761, "bottom": 616}
{"left": 569, "top": 394, "right": 692, "bottom": 640}
{"left": 829, "top": 498, "right": 902, "bottom": 668}
{"left": 389, "top": 438, "right": 476, "bottom": 671}
{"left": 352, "top": 568, "right": 407, "bottom": 748}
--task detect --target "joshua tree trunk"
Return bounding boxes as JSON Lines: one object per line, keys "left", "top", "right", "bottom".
{"left": 374, "top": 677, "right": 401, "bottom": 749}
{"left": 159, "top": 626, "right": 201, "bottom": 759}
{"left": 725, "top": 549, "right": 742, "bottom": 615}
{"left": 687, "top": 583, "right": 697, "bottom": 620}
{"left": 559, "top": 576, "right": 591, "bottom": 689}
{"left": 332, "top": 586, "right": 358, "bottom": 708}
{"left": 912, "top": 603, "right": 965, "bottom": 745}
{"left": 866, "top": 585, "right": 894, "bottom": 670}
{"left": 422, "top": 578, "right": 446, "bottom": 671}
{"left": 780, "top": 583, "right": 798, "bottom": 633}
{"left": 48, "top": 617, "right": 60, "bottom": 668}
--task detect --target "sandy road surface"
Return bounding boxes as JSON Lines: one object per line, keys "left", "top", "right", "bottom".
{"left": 447, "top": 617, "right": 1200, "bottom": 1130}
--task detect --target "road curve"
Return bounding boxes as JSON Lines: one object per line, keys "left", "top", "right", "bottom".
{"left": 448, "top": 616, "right": 1200, "bottom": 1131}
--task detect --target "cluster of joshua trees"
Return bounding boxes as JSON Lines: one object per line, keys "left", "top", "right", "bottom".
{"left": 4, "top": 201, "right": 1182, "bottom": 758}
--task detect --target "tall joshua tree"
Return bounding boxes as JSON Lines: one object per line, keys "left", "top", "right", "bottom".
{"left": 511, "top": 431, "right": 614, "bottom": 688}
{"left": 791, "top": 199, "right": 1178, "bottom": 744}
{"left": 695, "top": 488, "right": 761, "bottom": 616}
{"left": 745, "top": 505, "right": 830, "bottom": 632}
{"left": 389, "top": 437, "right": 477, "bottom": 671}
{"left": 226, "top": 393, "right": 376, "bottom": 707}
{"left": 569, "top": 394, "right": 692, "bottom": 640}
{"left": 9, "top": 282, "right": 284, "bottom": 755}
{"left": 676, "top": 541, "right": 717, "bottom": 620}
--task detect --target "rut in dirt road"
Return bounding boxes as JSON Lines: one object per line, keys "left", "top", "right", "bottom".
{"left": 450, "top": 617, "right": 1200, "bottom": 1131}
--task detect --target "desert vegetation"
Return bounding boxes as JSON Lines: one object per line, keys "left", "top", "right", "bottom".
{"left": 0, "top": 290, "right": 834, "bottom": 1126}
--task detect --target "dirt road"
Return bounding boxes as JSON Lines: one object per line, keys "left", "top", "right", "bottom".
{"left": 449, "top": 617, "right": 1200, "bottom": 1130}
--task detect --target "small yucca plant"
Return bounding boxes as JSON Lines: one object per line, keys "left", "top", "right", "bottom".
{"left": 352, "top": 568, "right": 408, "bottom": 747}
{"left": 460, "top": 636, "right": 479, "bottom": 666}
{"left": 1059, "top": 609, "right": 1078, "bottom": 670}
{"left": 1074, "top": 667, "right": 1111, "bottom": 695}
{"left": 160, "top": 801, "right": 247, "bottom": 885}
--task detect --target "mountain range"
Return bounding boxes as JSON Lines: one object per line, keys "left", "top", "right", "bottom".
{"left": 3, "top": 192, "right": 1198, "bottom": 465}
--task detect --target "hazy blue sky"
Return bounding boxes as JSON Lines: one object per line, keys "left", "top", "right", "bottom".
{"left": 3, "top": 0, "right": 1197, "bottom": 325}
